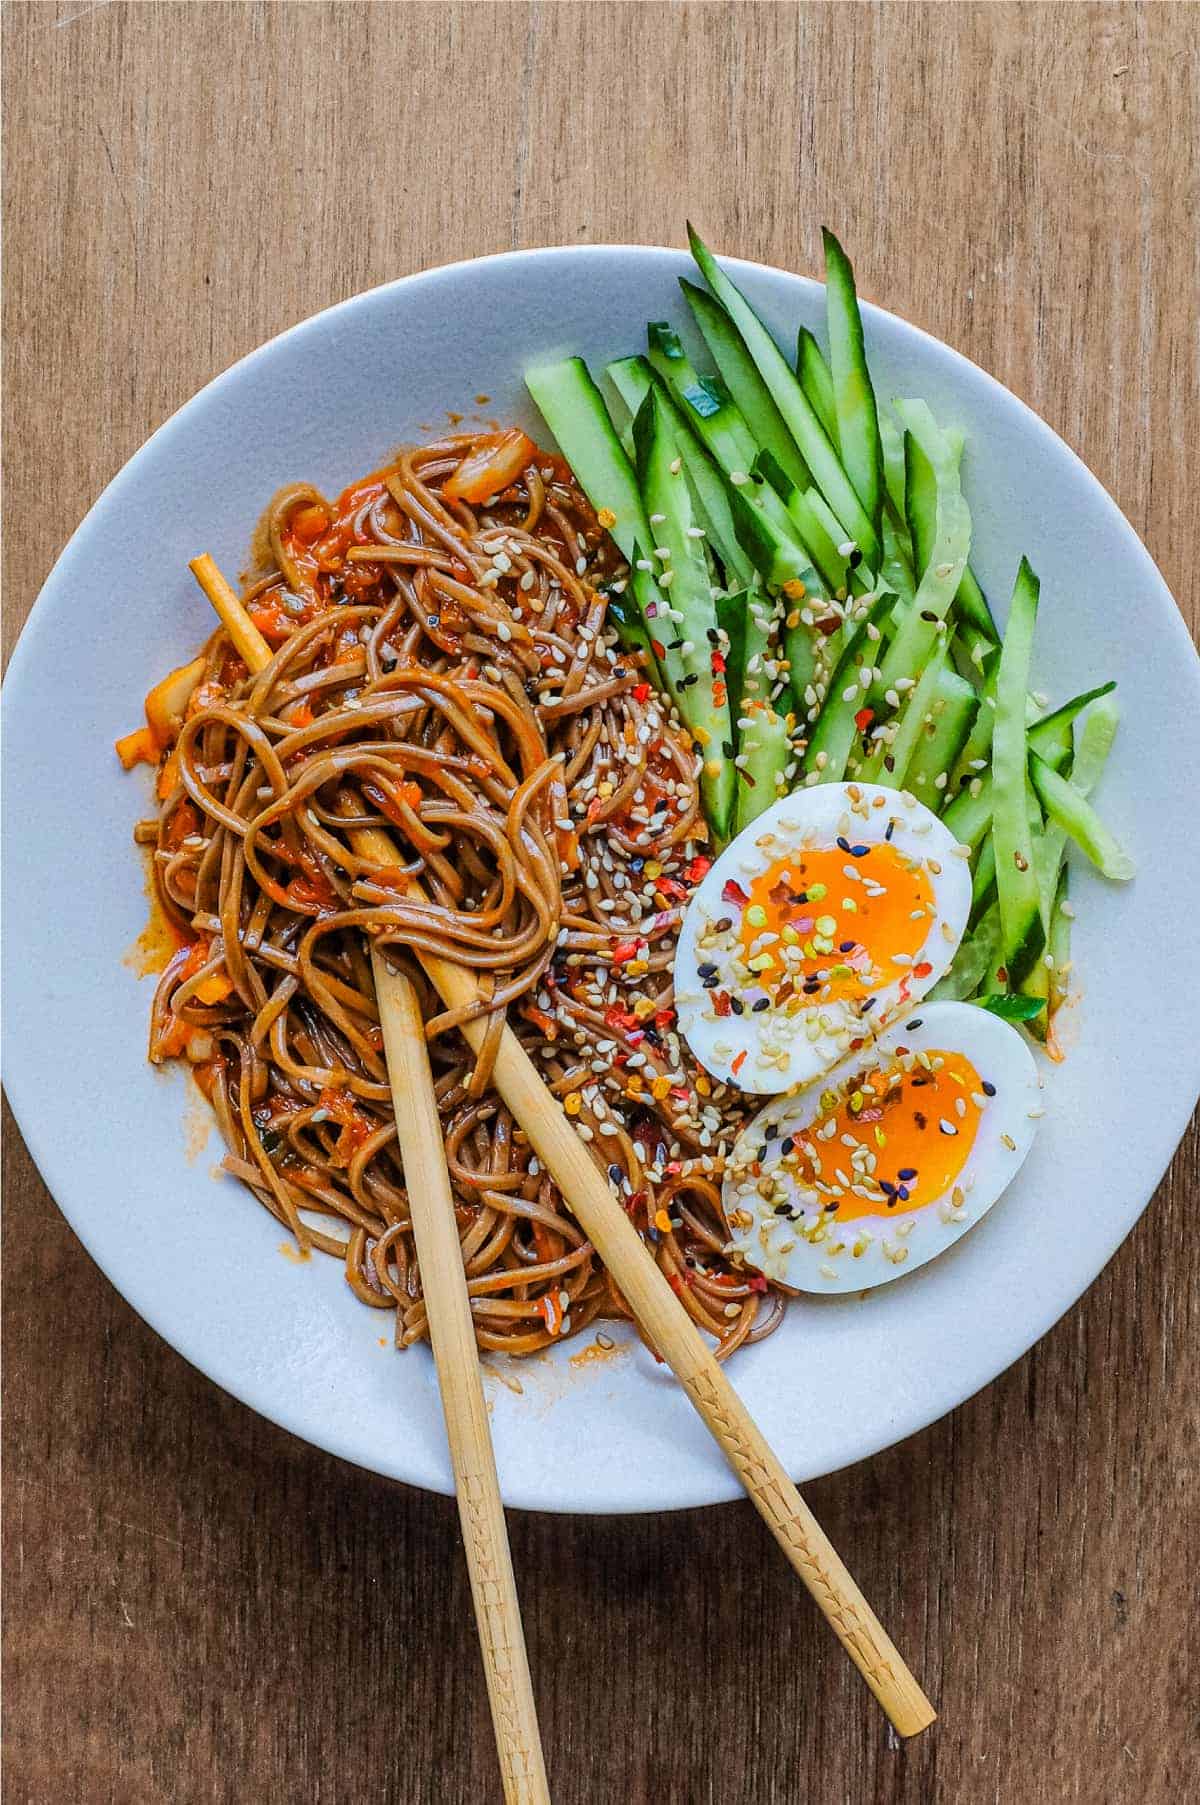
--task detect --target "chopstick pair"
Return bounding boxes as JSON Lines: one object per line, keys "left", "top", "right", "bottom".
{"left": 190, "top": 555, "right": 935, "bottom": 1775}
{"left": 193, "top": 556, "right": 550, "bottom": 1802}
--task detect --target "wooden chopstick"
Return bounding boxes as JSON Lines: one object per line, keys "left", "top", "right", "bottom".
{"left": 189, "top": 554, "right": 935, "bottom": 1738}
{"left": 190, "top": 557, "right": 552, "bottom": 1803}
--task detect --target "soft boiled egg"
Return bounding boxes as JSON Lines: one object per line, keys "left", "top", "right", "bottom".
{"left": 674, "top": 783, "right": 971, "bottom": 1094}
{"left": 722, "top": 1001, "right": 1041, "bottom": 1293}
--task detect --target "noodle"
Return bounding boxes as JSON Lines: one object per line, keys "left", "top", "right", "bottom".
{"left": 138, "top": 429, "right": 785, "bottom": 1359}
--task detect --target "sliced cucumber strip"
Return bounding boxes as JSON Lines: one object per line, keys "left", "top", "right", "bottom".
{"left": 1029, "top": 751, "right": 1134, "bottom": 881}
{"left": 874, "top": 402, "right": 971, "bottom": 698}
{"left": 904, "top": 419, "right": 997, "bottom": 643}
{"left": 686, "top": 226, "right": 879, "bottom": 564}
{"left": 823, "top": 228, "right": 883, "bottom": 533}
{"left": 607, "top": 355, "right": 754, "bottom": 586}
{"left": 632, "top": 388, "right": 735, "bottom": 838}
{"left": 991, "top": 557, "right": 1045, "bottom": 983}
{"left": 903, "top": 667, "right": 979, "bottom": 811}
{"left": 858, "top": 637, "right": 951, "bottom": 784}
{"left": 796, "top": 326, "right": 838, "bottom": 446}
{"left": 717, "top": 590, "right": 793, "bottom": 832}
{"left": 801, "top": 591, "right": 893, "bottom": 781}
{"left": 680, "top": 279, "right": 812, "bottom": 494}
{"left": 930, "top": 903, "right": 1000, "bottom": 1002}
{"left": 524, "top": 357, "right": 663, "bottom": 674}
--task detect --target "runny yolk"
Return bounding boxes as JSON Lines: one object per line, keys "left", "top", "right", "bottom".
{"left": 780, "top": 1048, "right": 983, "bottom": 1223}
{"left": 737, "top": 842, "right": 935, "bottom": 1004}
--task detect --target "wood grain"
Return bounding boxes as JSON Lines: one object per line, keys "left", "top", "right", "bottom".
{"left": 3, "top": 3, "right": 1197, "bottom": 1801}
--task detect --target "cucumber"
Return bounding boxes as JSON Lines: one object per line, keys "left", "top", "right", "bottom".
{"left": 991, "top": 557, "right": 1045, "bottom": 984}
{"left": 679, "top": 280, "right": 812, "bottom": 494}
{"left": 752, "top": 450, "right": 850, "bottom": 594}
{"left": 686, "top": 227, "right": 880, "bottom": 564}
{"left": 631, "top": 388, "right": 734, "bottom": 838}
{"left": 646, "top": 326, "right": 760, "bottom": 470}
{"left": 905, "top": 422, "right": 997, "bottom": 644}
{"left": 1047, "top": 868, "right": 1072, "bottom": 1016}
{"left": 858, "top": 637, "right": 951, "bottom": 785}
{"left": 903, "top": 667, "right": 979, "bottom": 810}
{"left": 717, "top": 590, "right": 792, "bottom": 832}
{"left": 930, "top": 903, "right": 1001, "bottom": 1002}
{"left": 1031, "top": 693, "right": 1121, "bottom": 929}
{"left": 801, "top": 590, "right": 894, "bottom": 781}
{"left": 943, "top": 681, "right": 1117, "bottom": 843}
{"left": 823, "top": 228, "right": 883, "bottom": 533}
{"left": 873, "top": 402, "right": 972, "bottom": 700}
{"left": 524, "top": 357, "right": 663, "bottom": 674}
{"left": 1028, "top": 752, "right": 1134, "bottom": 881}
{"left": 606, "top": 355, "right": 754, "bottom": 585}
{"left": 796, "top": 326, "right": 838, "bottom": 446}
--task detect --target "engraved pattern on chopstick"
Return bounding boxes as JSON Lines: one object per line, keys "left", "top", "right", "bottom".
{"left": 458, "top": 1472, "right": 542, "bottom": 1799}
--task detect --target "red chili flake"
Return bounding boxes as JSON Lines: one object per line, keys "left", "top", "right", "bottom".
{"left": 611, "top": 941, "right": 639, "bottom": 965}
{"left": 731, "top": 1049, "right": 748, "bottom": 1076}
{"left": 721, "top": 878, "right": 749, "bottom": 906}
{"left": 626, "top": 1030, "right": 644, "bottom": 1047}
{"left": 650, "top": 639, "right": 667, "bottom": 660}
{"left": 665, "top": 1160, "right": 682, "bottom": 1176}
{"left": 710, "top": 651, "right": 727, "bottom": 675}
{"left": 654, "top": 1007, "right": 675, "bottom": 1028}
{"left": 713, "top": 991, "right": 733, "bottom": 1017}
{"left": 854, "top": 706, "right": 874, "bottom": 732}
{"left": 655, "top": 877, "right": 687, "bottom": 901}
{"left": 913, "top": 961, "right": 933, "bottom": 979}
{"left": 604, "top": 1003, "right": 639, "bottom": 1032}
{"left": 815, "top": 614, "right": 841, "bottom": 636}
{"left": 670, "top": 1086, "right": 690, "bottom": 1103}
{"left": 746, "top": 1275, "right": 769, "bottom": 1294}
{"left": 632, "top": 681, "right": 651, "bottom": 702}
{"left": 666, "top": 1273, "right": 684, "bottom": 1295}
{"left": 684, "top": 855, "right": 711, "bottom": 884}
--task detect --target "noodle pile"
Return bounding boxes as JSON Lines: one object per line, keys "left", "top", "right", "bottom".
{"left": 138, "top": 429, "right": 786, "bottom": 1359}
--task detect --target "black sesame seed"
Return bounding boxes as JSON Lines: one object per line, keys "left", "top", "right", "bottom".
{"left": 669, "top": 636, "right": 685, "bottom": 651}
{"left": 836, "top": 835, "right": 851, "bottom": 852}
{"left": 884, "top": 819, "right": 896, "bottom": 841}
{"left": 860, "top": 996, "right": 877, "bottom": 1013}
{"left": 849, "top": 549, "right": 864, "bottom": 569}
{"left": 696, "top": 962, "right": 717, "bottom": 978}
{"left": 880, "top": 1179, "right": 896, "bottom": 1195}
{"left": 706, "top": 627, "right": 720, "bottom": 645}
{"left": 982, "top": 1080, "right": 997, "bottom": 1096}
{"left": 824, "top": 1200, "right": 839, "bottom": 1212}
{"left": 608, "top": 1164, "right": 622, "bottom": 1184}
{"left": 680, "top": 672, "right": 699, "bottom": 689}
{"left": 913, "top": 1111, "right": 928, "bottom": 1130}
{"left": 906, "top": 1018, "right": 923, "bottom": 1031}
{"left": 884, "top": 755, "right": 895, "bottom": 772}
{"left": 426, "top": 614, "right": 440, "bottom": 628}
{"left": 897, "top": 1167, "right": 917, "bottom": 1180}
{"left": 920, "top": 609, "right": 938, "bottom": 622}
{"left": 714, "top": 917, "right": 733, "bottom": 932}
{"left": 780, "top": 1138, "right": 795, "bottom": 1156}
{"left": 850, "top": 844, "right": 870, "bottom": 858}
{"left": 897, "top": 1184, "right": 910, "bottom": 1201}
{"left": 730, "top": 996, "right": 744, "bottom": 1015}
{"left": 752, "top": 997, "right": 770, "bottom": 1012}
{"left": 773, "top": 1202, "right": 791, "bottom": 1216}
{"left": 839, "top": 941, "right": 856, "bottom": 953}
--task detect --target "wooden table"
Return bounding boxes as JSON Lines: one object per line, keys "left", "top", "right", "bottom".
{"left": 4, "top": 4, "right": 1197, "bottom": 1800}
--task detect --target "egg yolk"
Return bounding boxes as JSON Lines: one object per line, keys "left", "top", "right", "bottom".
{"left": 737, "top": 842, "right": 935, "bottom": 1005}
{"left": 780, "top": 1048, "right": 983, "bottom": 1223}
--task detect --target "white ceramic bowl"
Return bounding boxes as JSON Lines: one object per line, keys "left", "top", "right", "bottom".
{"left": 5, "top": 246, "right": 1199, "bottom": 1512}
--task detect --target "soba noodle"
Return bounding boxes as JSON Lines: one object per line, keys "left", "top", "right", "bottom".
{"left": 137, "top": 429, "right": 786, "bottom": 1359}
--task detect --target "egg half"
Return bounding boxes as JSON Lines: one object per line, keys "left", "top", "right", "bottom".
{"left": 722, "top": 1001, "right": 1041, "bottom": 1293}
{"left": 674, "top": 783, "right": 972, "bottom": 1094}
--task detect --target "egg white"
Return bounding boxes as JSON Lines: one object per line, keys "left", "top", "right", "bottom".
{"left": 722, "top": 1001, "right": 1042, "bottom": 1293}
{"left": 674, "top": 783, "right": 972, "bottom": 1094}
